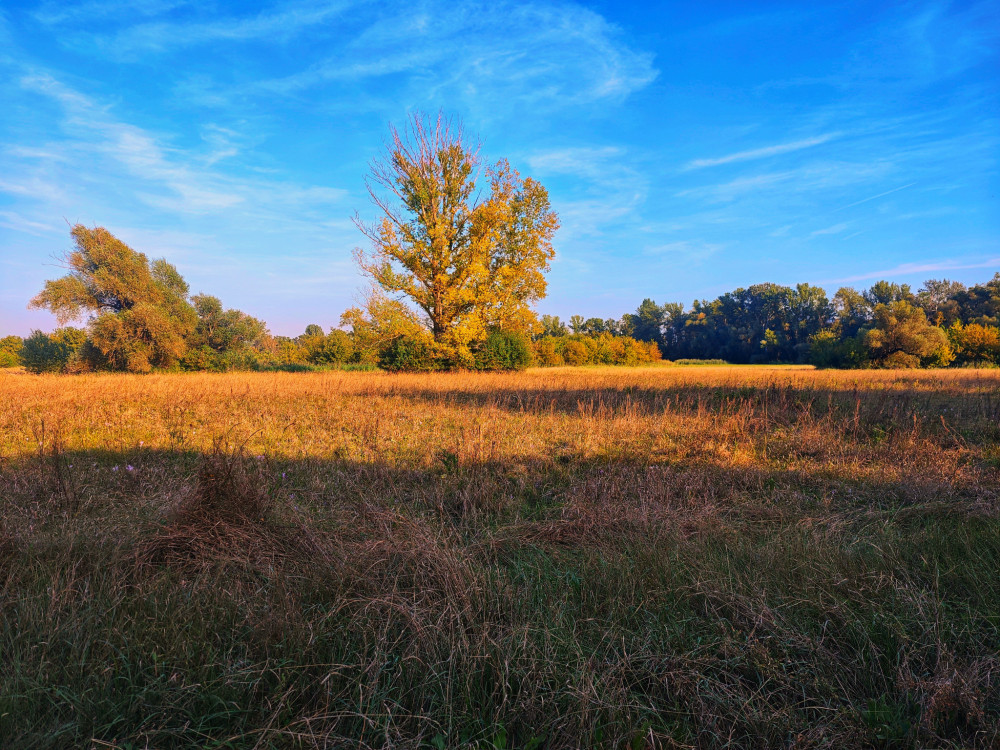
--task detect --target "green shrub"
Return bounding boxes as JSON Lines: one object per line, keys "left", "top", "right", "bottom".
{"left": 309, "top": 329, "right": 354, "bottom": 365}
{"left": 254, "top": 361, "right": 319, "bottom": 373}
{"left": 474, "top": 331, "right": 533, "bottom": 371}
{"left": 882, "top": 351, "right": 921, "bottom": 369}
{"left": 590, "top": 335, "right": 618, "bottom": 364}
{"left": 864, "top": 301, "right": 950, "bottom": 369}
{"left": 807, "top": 330, "right": 842, "bottom": 368}
{"left": 21, "top": 328, "right": 87, "bottom": 373}
{"left": 181, "top": 345, "right": 222, "bottom": 371}
{"left": 379, "top": 335, "right": 446, "bottom": 372}
{"left": 182, "top": 344, "right": 284, "bottom": 372}
{"left": 221, "top": 349, "right": 266, "bottom": 371}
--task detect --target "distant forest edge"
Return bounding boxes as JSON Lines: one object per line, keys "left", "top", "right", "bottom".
{"left": 3, "top": 226, "right": 997, "bottom": 374}
{"left": 4, "top": 115, "right": 999, "bottom": 374}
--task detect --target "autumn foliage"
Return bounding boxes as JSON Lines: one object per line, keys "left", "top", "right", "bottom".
{"left": 30, "top": 225, "right": 196, "bottom": 372}
{"left": 354, "top": 114, "right": 559, "bottom": 356}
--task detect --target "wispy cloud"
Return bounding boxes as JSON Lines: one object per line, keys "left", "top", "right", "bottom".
{"left": 833, "top": 182, "right": 916, "bottom": 211}
{"left": 34, "top": 0, "right": 193, "bottom": 25}
{"left": 827, "top": 257, "right": 1000, "bottom": 284}
{"left": 527, "top": 147, "right": 624, "bottom": 179}
{"left": 18, "top": 72, "right": 348, "bottom": 220}
{"left": 0, "top": 175, "right": 67, "bottom": 202}
{"left": 107, "top": 0, "right": 358, "bottom": 54}
{"left": 678, "top": 159, "right": 895, "bottom": 203}
{"left": 528, "top": 145, "right": 647, "bottom": 240}
{"left": 809, "top": 222, "right": 850, "bottom": 237}
{"left": 0, "top": 211, "right": 62, "bottom": 236}
{"left": 685, "top": 134, "right": 839, "bottom": 170}
{"left": 0, "top": 9, "right": 11, "bottom": 48}
{"left": 676, "top": 171, "right": 795, "bottom": 201}
{"left": 643, "top": 240, "right": 724, "bottom": 260}
{"left": 41, "top": 0, "right": 657, "bottom": 110}
{"left": 756, "top": 1, "right": 1000, "bottom": 93}
{"left": 204, "top": 2, "right": 657, "bottom": 110}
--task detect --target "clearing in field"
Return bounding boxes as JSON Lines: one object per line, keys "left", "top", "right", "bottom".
{"left": 1, "top": 366, "right": 998, "bottom": 748}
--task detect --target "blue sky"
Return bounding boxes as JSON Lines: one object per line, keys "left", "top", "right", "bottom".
{"left": 1, "top": 0, "right": 997, "bottom": 336}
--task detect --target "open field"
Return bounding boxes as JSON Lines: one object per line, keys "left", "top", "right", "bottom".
{"left": 1, "top": 366, "right": 999, "bottom": 748}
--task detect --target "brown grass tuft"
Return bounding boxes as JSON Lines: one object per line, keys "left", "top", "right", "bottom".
{"left": 139, "top": 442, "right": 311, "bottom": 571}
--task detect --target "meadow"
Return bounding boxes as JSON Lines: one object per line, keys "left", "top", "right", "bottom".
{"left": 1, "top": 365, "right": 998, "bottom": 748}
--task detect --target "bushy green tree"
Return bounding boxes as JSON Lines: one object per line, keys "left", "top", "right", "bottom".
{"left": 29, "top": 225, "right": 196, "bottom": 372}
{"left": 180, "top": 295, "right": 272, "bottom": 371}
{"left": 627, "top": 299, "right": 666, "bottom": 344}
{"left": 378, "top": 335, "right": 450, "bottom": 372}
{"left": 341, "top": 290, "right": 428, "bottom": 365}
{"left": 309, "top": 329, "right": 354, "bottom": 365}
{"left": 808, "top": 329, "right": 869, "bottom": 368}
{"left": 474, "top": 331, "right": 533, "bottom": 371}
{"left": 807, "top": 329, "right": 843, "bottom": 368}
{"left": 273, "top": 337, "right": 307, "bottom": 365}
{"left": 917, "top": 279, "right": 966, "bottom": 326}
{"left": 864, "top": 280, "right": 914, "bottom": 308}
{"left": 948, "top": 273, "right": 1000, "bottom": 327}
{"left": 20, "top": 328, "right": 87, "bottom": 373}
{"left": 562, "top": 339, "right": 589, "bottom": 366}
{"left": 535, "top": 337, "right": 564, "bottom": 366}
{"left": 832, "top": 287, "right": 871, "bottom": 338}
{"left": 190, "top": 294, "right": 269, "bottom": 353}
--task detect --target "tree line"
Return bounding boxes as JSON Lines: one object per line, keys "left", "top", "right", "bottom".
{"left": 551, "top": 276, "right": 998, "bottom": 369}
{"left": 3, "top": 113, "right": 997, "bottom": 373}
{"left": 6, "top": 225, "right": 995, "bottom": 373}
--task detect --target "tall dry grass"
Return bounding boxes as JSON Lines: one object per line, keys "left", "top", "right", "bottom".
{"left": 0, "top": 365, "right": 998, "bottom": 748}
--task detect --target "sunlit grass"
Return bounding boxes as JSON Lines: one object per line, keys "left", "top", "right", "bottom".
{"left": 1, "top": 366, "right": 998, "bottom": 748}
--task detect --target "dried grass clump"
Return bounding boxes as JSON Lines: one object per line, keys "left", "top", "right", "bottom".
{"left": 188, "top": 442, "right": 274, "bottom": 524}
{"left": 902, "top": 651, "right": 993, "bottom": 737}
{"left": 140, "top": 443, "right": 309, "bottom": 570}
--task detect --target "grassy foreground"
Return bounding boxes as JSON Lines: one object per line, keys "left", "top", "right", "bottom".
{"left": 1, "top": 366, "right": 998, "bottom": 748}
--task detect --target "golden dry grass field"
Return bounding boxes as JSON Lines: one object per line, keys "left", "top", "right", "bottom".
{"left": 1, "top": 365, "right": 999, "bottom": 748}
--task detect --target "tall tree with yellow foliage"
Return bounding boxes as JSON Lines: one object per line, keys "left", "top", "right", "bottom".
{"left": 354, "top": 113, "right": 559, "bottom": 351}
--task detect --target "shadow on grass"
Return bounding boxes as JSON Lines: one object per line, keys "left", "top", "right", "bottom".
{"left": 368, "top": 380, "right": 1000, "bottom": 438}
{"left": 2, "top": 440, "right": 995, "bottom": 535}
{"left": 1, "top": 445, "right": 998, "bottom": 749}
